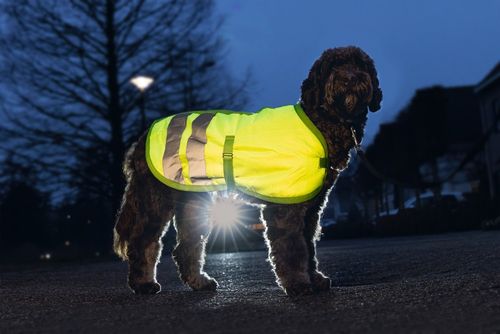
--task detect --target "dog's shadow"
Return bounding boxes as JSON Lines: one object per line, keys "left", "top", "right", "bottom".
{"left": 107, "top": 288, "right": 218, "bottom": 307}
{"left": 108, "top": 284, "right": 339, "bottom": 310}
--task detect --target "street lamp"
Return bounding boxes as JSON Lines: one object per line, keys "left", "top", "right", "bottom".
{"left": 130, "top": 75, "right": 154, "bottom": 130}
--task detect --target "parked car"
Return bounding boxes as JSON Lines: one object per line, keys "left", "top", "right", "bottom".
{"left": 320, "top": 218, "right": 336, "bottom": 228}
{"left": 403, "top": 191, "right": 464, "bottom": 209}
{"left": 375, "top": 191, "right": 465, "bottom": 219}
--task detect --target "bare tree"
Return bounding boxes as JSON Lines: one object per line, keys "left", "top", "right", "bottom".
{"left": 0, "top": 0, "right": 248, "bottom": 209}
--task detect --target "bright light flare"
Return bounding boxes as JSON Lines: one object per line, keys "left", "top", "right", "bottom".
{"left": 210, "top": 197, "right": 242, "bottom": 229}
{"left": 130, "top": 75, "right": 154, "bottom": 91}
{"left": 206, "top": 194, "right": 263, "bottom": 253}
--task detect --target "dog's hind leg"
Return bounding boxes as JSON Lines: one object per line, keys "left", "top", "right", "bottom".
{"left": 127, "top": 189, "right": 173, "bottom": 294}
{"left": 263, "top": 204, "right": 313, "bottom": 296}
{"left": 114, "top": 138, "right": 175, "bottom": 294}
{"left": 304, "top": 204, "right": 332, "bottom": 292}
{"left": 172, "top": 192, "right": 218, "bottom": 291}
{"left": 125, "top": 174, "right": 175, "bottom": 295}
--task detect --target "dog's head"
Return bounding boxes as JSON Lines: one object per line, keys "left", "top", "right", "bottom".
{"left": 301, "top": 46, "right": 382, "bottom": 125}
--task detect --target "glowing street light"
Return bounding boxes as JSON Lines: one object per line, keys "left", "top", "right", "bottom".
{"left": 130, "top": 75, "right": 154, "bottom": 130}
{"left": 130, "top": 76, "right": 154, "bottom": 92}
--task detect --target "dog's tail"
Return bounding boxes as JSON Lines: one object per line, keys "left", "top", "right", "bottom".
{"left": 113, "top": 142, "right": 138, "bottom": 261}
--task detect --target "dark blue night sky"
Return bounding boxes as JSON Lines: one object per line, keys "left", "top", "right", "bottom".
{"left": 217, "top": 0, "right": 500, "bottom": 144}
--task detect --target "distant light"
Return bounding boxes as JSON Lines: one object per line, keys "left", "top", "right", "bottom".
{"left": 130, "top": 75, "right": 154, "bottom": 92}
{"left": 66, "top": 214, "right": 71, "bottom": 220}
{"left": 40, "top": 253, "right": 52, "bottom": 260}
{"left": 210, "top": 197, "right": 241, "bottom": 229}
{"left": 95, "top": 251, "right": 100, "bottom": 257}
{"left": 87, "top": 220, "right": 92, "bottom": 225}
{"left": 64, "top": 241, "right": 70, "bottom": 247}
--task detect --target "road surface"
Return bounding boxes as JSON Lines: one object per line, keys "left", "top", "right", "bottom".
{"left": 1, "top": 231, "right": 500, "bottom": 333}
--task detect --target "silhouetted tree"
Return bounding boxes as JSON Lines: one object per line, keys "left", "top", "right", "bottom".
{"left": 356, "top": 145, "right": 383, "bottom": 217}
{"left": 404, "top": 87, "right": 447, "bottom": 194}
{"left": 0, "top": 156, "right": 51, "bottom": 250}
{"left": 356, "top": 86, "right": 448, "bottom": 215}
{"left": 0, "top": 0, "right": 248, "bottom": 213}
{"left": 355, "top": 124, "right": 407, "bottom": 216}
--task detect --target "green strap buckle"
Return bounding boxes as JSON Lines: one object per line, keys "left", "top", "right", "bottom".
{"left": 223, "top": 135, "right": 235, "bottom": 190}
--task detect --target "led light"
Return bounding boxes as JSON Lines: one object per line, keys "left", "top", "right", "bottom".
{"left": 206, "top": 195, "right": 263, "bottom": 253}
{"left": 211, "top": 197, "right": 241, "bottom": 229}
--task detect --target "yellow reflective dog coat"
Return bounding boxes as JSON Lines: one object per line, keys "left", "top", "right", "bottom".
{"left": 146, "top": 104, "right": 328, "bottom": 204}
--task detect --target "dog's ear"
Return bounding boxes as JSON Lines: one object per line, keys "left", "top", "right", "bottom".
{"left": 369, "top": 84, "right": 383, "bottom": 112}
{"left": 350, "top": 46, "right": 383, "bottom": 113}
{"left": 366, "top": 59, "right": 382, "bottom": 112}
{"left": 301, "top": 50, "right": 336, "bottom": 114}
{"left": 301, "top": 76, "right": 325, "bottom": 116}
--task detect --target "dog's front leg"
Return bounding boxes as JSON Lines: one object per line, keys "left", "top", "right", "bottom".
{"left": 263, "top": 204, "right": 313, "bottom": 296}
{"left": 172, "top": 193, "right": 218, "bottom": 291}
{"left": 304, "top": 203, "right": 332, "bottom": 292}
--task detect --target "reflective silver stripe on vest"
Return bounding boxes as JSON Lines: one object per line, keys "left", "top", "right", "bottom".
{"left": 186, "top": 113, "right": 215, "bottom": 185}
{"left": 162, "top": 114, "right": 187, "bottom": 182}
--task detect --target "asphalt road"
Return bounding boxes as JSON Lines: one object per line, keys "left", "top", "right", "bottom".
{"left": 1, "top": 231, "right": 500, "bottom": 333}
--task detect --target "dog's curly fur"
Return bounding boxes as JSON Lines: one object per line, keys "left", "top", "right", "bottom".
{"left": 113, "top": 46, "right": 382, "bottom": 296}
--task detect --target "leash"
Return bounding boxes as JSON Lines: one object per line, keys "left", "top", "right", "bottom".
{"left": 350, "top": 109, "right": 500, "bottom": 189}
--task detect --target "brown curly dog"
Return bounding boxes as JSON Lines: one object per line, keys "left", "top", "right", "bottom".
{"left": 113, "top": 46, "right": 382, "bottom": 296}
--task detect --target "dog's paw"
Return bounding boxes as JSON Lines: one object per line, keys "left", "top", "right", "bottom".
{"left": 188, "top": 275, "right": 218, "bottom": 292}
{"left": 130, "top": 282, "right": 161, "bottom": 295}
{"left": 311, "top": 271, "right": 332, "bottom": 292}
{"left": 284, "top": 282, "right": 314, "bottom": 297}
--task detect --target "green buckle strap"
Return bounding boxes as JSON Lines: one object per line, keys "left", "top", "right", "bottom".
{"left": 223, "top": 135, "right": 235, "bottom": 190}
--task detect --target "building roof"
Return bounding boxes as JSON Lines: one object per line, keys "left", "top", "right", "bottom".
{"left": 475, "top": 62, "right": 500, "bottom": 93}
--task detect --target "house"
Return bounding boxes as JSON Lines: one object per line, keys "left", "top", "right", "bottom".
{"left": 475, "top": 62, "right": 500, "bottom": 200}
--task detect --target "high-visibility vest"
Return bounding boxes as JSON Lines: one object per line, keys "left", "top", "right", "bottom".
{"left": 146, "top": 104, "right": 328, "bottom": 204}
